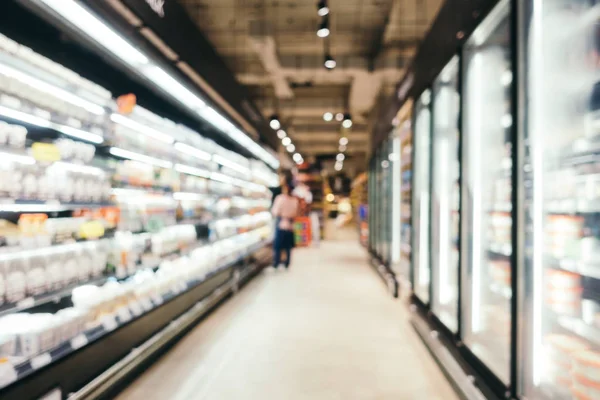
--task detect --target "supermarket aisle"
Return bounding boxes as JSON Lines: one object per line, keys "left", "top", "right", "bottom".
{"left": 118, "top": 231, "right": 457, "bottom": 400}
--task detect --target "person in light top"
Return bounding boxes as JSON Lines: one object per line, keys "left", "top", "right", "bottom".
{"left": 271, "top": 182, "right": 299, "bottom": 269}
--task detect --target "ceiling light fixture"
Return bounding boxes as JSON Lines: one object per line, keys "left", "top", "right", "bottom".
{"left": 37, "top": 0, "right": 279, "bottom": 169}
{"left": 335, "top": 113, "right": 344, "bottom": 122}
{"left": 317, "top": 0, "right": 329, "bottom": 16}
{"left": 342, "top": 113, "right": 352, "bottom": 128}
{"left": 339, "top": 144, "right": 347, "bottom": 152}
{"left": 269, "top": 115, "right": 281, "bottom": 130}
{"left": 282, "top": 137, "right": 292, "bottom": 146}
{"left": 324, "top": 54, "right": 336, "bottom": 69}
{"left": 293, "top": 153, "right": 302, "bottom": 162}
{"left": 317, "top": 18, "right": 330, "bottom": 38}
{"left": 334, "top": 162, "right": 343, "bottom": 171}
{"left": 286, "top": 144, "right": 295, "bottom": 152}
{"left": 336, "top": 153, "right": 345, "bottom": 161}
{"left": 323, "top": 112, "right": 333, "bottom": 122}
{"left": 339, "top": 137, "right": 348, "bottom": 146}
{"left": 277, "top": 129, "right": 287, "bottom": 139}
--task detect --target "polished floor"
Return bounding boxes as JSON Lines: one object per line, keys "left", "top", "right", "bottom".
{"left": 118, "top": 227, "right": 458, "bottom": 400}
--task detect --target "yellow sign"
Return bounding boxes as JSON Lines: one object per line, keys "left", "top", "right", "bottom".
{"left": 31, "top": 142, "right": 61, "bottom": 162}
{"left": 79, "top": 221, "right": 105, "bottom": 239}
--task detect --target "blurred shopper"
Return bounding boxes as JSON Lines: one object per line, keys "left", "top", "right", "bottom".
{"left": 270, "top": 170, "right": 293, "bottom": 208}
{"left": 271, "top": 182, "right": 299, "bottom": 269}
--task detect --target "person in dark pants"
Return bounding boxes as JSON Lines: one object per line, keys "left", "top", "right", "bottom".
{"left": 271, "top": 183, "right": 299, "bottom": 269}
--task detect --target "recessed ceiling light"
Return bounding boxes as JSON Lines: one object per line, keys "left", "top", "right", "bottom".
{"left": 269, "top": 114, "right": 280, "bottom": 130}
{"left": 339, "top": 137, "right": 348, "bottom": 146}
{"left": 324, "top": 54, "right": 336, "bottom": 69}
{"left": 282, "top": 137, "right": 292, "bottom": 146}
{"left": 323, "top": 112, "right": 333, "bottom": 121}
{"left": 335, "top": 113, "right": 344, "bottom": 122}
{"left": 277, "top": 129, "right": 287, "bottom": 139}
{"left": 286, "top": 144, "right": 296, "bottom": 152}
{"left": 317, "top": 17, "right": 330, "bottom": 38}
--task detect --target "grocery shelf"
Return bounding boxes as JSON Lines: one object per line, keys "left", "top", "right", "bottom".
{"left": 548, "top": 258, "right": 600, "bottom": 280}
{"left": 546, "top": 198, "right": 600, "bottom": 214}
{"left": 0, "top": 239, "right": 271, "bottom": 400}
{"left": 556, "top": 315, "right": 600, "bottom": 347}
{"left": 0, "top": 199, "right": 114, "bottom": 212}
{"left": 0, "top": 275, "right": 109, "bottom": 319}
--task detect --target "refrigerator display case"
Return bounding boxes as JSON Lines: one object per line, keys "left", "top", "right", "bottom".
{"left": 369, "top": 138, "right": 394, "bottom": 265}
{"left": 413, "top": 90, "right": 433, "bottom": 303}
{"left": 521, "top": 0, "right": 600, "bottom": 398}
{"left": 460, "top": 0, "right": 513, "bottom": 384}
{"left": 431, "top": 56, "right": 461, "bottom": 333}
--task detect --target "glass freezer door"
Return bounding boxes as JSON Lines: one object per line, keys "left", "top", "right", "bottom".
{"left": 461, "top": 0, "right": 513, "bottom": 384}
{"left": 521, "top": 0, "right": 600, "bottom": 398}
{"left": 431, "top": 56, "right": 461, "bottom": 333}
{"left": 413, "top": 90, "right": 432, "bottom": 303}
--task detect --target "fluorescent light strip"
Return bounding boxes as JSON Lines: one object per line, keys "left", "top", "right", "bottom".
{"left": 0, "top": 63, "right": 105, "bottom": 115}
{"left": 173, "top": 192, "right": 207, "bottom": 201}
{"left": 210, "top": 172, "right": 234, "bottom": 184}
{"left": 109, "top": 147, "right": 173, "bottom": 169}
{"left": 37, "top": 0, "right": 279, "bottom": 169}
{"left": 0, "top": 151, "right": 36, "bottom": 165}
{"left": 0, "top": 105, "right": 51, "bottom": 128}
{"left": 144, "top": 66, "right": 206, "bottom": 111}
{"left": 174, "top": 163, "right": 211, "bottom": 178}
{"left": 111, "top": 114, "right": 174, "bottom": 144}
{"left": 39, "top": 0, "right": 149, "bottom": 66}
{"left": 212, "top": 154, "right": 250, "bottom": 174}
{"left": 56, "top": 124, "right": 103, "bottom": 144}
{"left": 49, "top": 161, "right": 105, "bottom": 176}
{"left": 0, "top": 105, "right": 103, "bottom": 144}
{"left": 0, "top": 204, "right": 68, "bottom": 213}
{"left": 174, "top": 142, "right": 211, "bottom": 161}
{"left": 111, "top": 187, "right": 149, "bottom": 197}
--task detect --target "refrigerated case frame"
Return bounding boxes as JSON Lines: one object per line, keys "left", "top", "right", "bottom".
{"left": 368, "top": 135, "right": 399, "bottom": 298}
{"left": 412, "top": 89, "right": 434, "bottom": 306}
{"left": 400, "top": 0, "right": 521, "bottom": 399}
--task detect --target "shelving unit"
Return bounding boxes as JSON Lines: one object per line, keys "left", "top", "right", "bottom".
{"left": 0, "top": 31, "right": 276, "bottom": 399}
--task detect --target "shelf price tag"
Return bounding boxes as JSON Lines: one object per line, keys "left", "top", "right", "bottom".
{"left": 101, "top": 315, "right": 118, "bottom": 332}
{"left": 30, "top": 353, "right": 52, "bottom": 370}
{"left": 70, "top": 334, "right": 88, "bottom": 350}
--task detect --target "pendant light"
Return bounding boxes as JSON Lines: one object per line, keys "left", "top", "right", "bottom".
{"left": 317, "top": 17, "right": 330, "bottom": 38}
{"left": 317, "top": 0, "right": 329, "bottom": 16}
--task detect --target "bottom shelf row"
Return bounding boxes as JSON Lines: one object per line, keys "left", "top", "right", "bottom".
{"left": 0, "top": 236, "right": 273, "bottom": 392}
